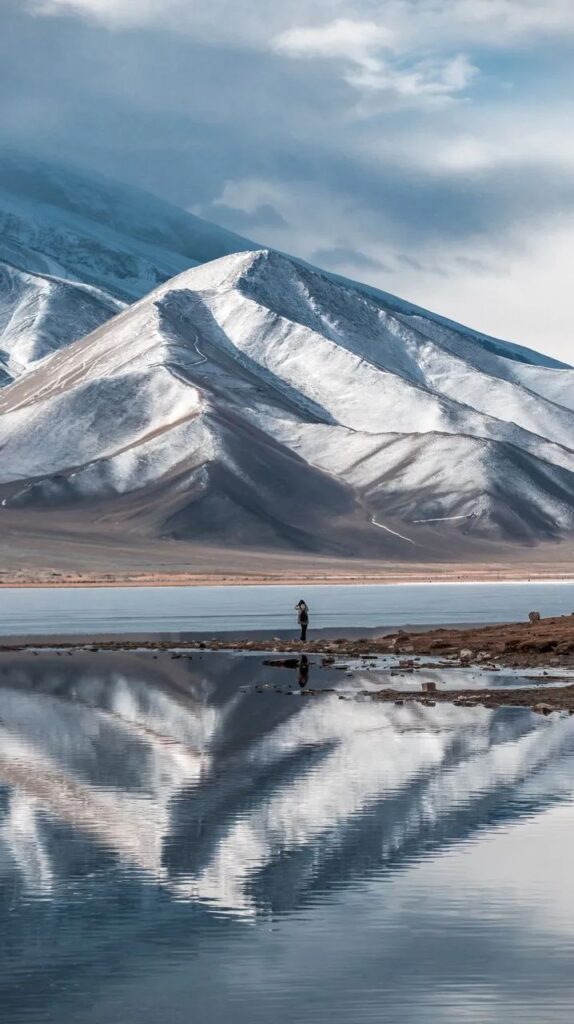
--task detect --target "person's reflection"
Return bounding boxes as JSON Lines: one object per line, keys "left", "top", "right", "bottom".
{"left": 298, "top": 655, "right": 310, "bottom": 689}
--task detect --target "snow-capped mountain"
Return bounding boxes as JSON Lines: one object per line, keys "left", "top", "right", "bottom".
{"left": 1, "top": 248, "right": 573, "bottom": 552}
{"left": 0, "top": 153, "right": 257, "bottom": 381}
{"left": 0, "top": 153, "right": 568, "bottom": 390}
{"left": 0, "top": 153, "right": 256, "bottom": 301}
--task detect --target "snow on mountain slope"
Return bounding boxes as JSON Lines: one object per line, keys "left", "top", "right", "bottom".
{"left": 215, "top": 252, "right": 574, "bottom": 450}
{"left": 1, "top": 248, "right": 573, "bottom": 551}
{"left": 400, "top": 313, "right": 574, "bottom": 412}
{"left": 0, "top": 153, "right": 257, "bottom": 384}
{"left": 0, "top": 154, "right": 257, "bottom": 303}
{"left": 0, "top": 261, "right": 123, "bottom": 380}
{"left": 1, "top": 153, "right": 570, "bottom": 401}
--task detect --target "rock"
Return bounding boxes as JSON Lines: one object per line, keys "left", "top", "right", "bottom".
{"left": 421, "top": 681, "right": 437, "bottom": 693}
{"left": 263, "top": 658, "right": 300, "bottom": 668}
{"left": 534, "top": 702, "right": 554, "bottom": 715}
{"left": 475, "top": 650, "right": 490, "bottom": 662}
{"left": 398, "top": 659, "right": 415, "bottom": 670}
{"left": 459, "top": 648, "right": 473, "bottom": 662}
{"left": 528, "top": 611, "right": 541, "bottom": 623}
{"left": 394, "top": 699, "right": 405, "bottom": 706}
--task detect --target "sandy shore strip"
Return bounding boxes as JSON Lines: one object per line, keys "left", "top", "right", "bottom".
{"left": 2, "top": 570, "right": 574, "bottom": 589}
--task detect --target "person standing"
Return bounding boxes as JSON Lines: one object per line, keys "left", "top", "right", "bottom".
{"left": 296, "top": 599, "right": 309, "bottom": 642}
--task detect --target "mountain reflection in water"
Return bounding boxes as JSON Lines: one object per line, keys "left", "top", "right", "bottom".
{"left": 1, "top": 651, "right": 574, "bottom": 1024}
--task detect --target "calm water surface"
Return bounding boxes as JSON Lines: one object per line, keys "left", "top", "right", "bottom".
{"left": 1, "top": 581, "right": 573, "bottom": 635}
{"left": 1, "top": 650, "right": 574, "bottom": 1023}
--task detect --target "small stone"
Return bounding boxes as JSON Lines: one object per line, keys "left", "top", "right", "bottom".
{"left": 263, "top": 658, "right": 300, "bottom": 668}
{"left": 528, "top": 611, "right": 541, "bottom": 623}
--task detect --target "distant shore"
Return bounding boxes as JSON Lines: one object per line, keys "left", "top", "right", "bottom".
{"left": 2, "top": 570, "right": 574, "bottom": 589}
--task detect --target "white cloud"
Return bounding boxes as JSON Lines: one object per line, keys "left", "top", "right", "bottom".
{"left": 273, "top": 19, "right": 476, "bottom": 107}
{"left": 17, "top": 0, "right": 574, "bottom": 363}
{"left": 350, "top": 97, "right": 574, "bottom": 184}
{"left": 30, "top": 0, "right": 574, "bottom": 44}
{"left": 384, "top": 0, "right": 574, "bottom": 50}
{"left": 442, "top": 0, "right": 574, "bottom": 37}
{"left": 273, "top": 19, "right": 395, "bottom": 66}
{"left": 210, "top": 178, "right": 287, "bottom": 214}
{"left": 347, "top": 52, "right": 477, "bottom": 106}
{"left": 380, "top": 219, "right": 574, "bottom": 364}
{"left": 30, "top": 0, "right": 168, "bottom": 24}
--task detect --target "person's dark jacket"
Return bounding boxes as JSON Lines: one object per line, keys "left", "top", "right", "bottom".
{"left": 297, "top": 603, "right": 309, "bottom": 625}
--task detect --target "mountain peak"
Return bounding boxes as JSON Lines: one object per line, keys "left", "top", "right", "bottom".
{"left": 1, "top": 158, "right": 573, "bottom": 560}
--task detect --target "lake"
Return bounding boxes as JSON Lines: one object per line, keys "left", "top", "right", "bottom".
{"left": 1, "top": 580, "right": 573, "bottom": 636}
{"left": 1, "top": 650, "right": 574, "bottom": 1023}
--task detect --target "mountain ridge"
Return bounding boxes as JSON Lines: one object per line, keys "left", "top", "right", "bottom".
{"left": 1, "top": 246, "right": 573, "bottom": 557}
{"left": 0, "top": 152, "right": 568, "bottom": 388}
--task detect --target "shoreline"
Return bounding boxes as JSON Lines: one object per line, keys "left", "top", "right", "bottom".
{"left": 3, "top": 613, "right": 573, "bottom": 666}
{"left": 1, "top": 572, "right": 574, "bottom": 589}
{"left": 3, "top": 616, "right": 574, "bottom": 716}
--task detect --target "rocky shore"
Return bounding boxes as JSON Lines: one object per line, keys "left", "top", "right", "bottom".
{"left": 4, "top": 612, "right": 573, "bottom": 667}
{"left": 2, "top": 614, "right": 574, "bottom": 715}
{"left": 366, "top": 684, "right": 574, "bottom": 715}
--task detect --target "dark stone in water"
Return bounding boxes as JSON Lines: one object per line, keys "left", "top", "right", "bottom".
{"left": 263, "top": 658, "right": 300, "bottom": 668}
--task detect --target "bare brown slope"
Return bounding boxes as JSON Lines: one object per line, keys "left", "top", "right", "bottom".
{"left": 1, "top": 498, "right": 573, "bottom": 585}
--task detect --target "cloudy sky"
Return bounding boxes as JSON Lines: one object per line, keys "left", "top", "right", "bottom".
{"left": 1, "top": 0, "right": 574, "bottom": 361}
